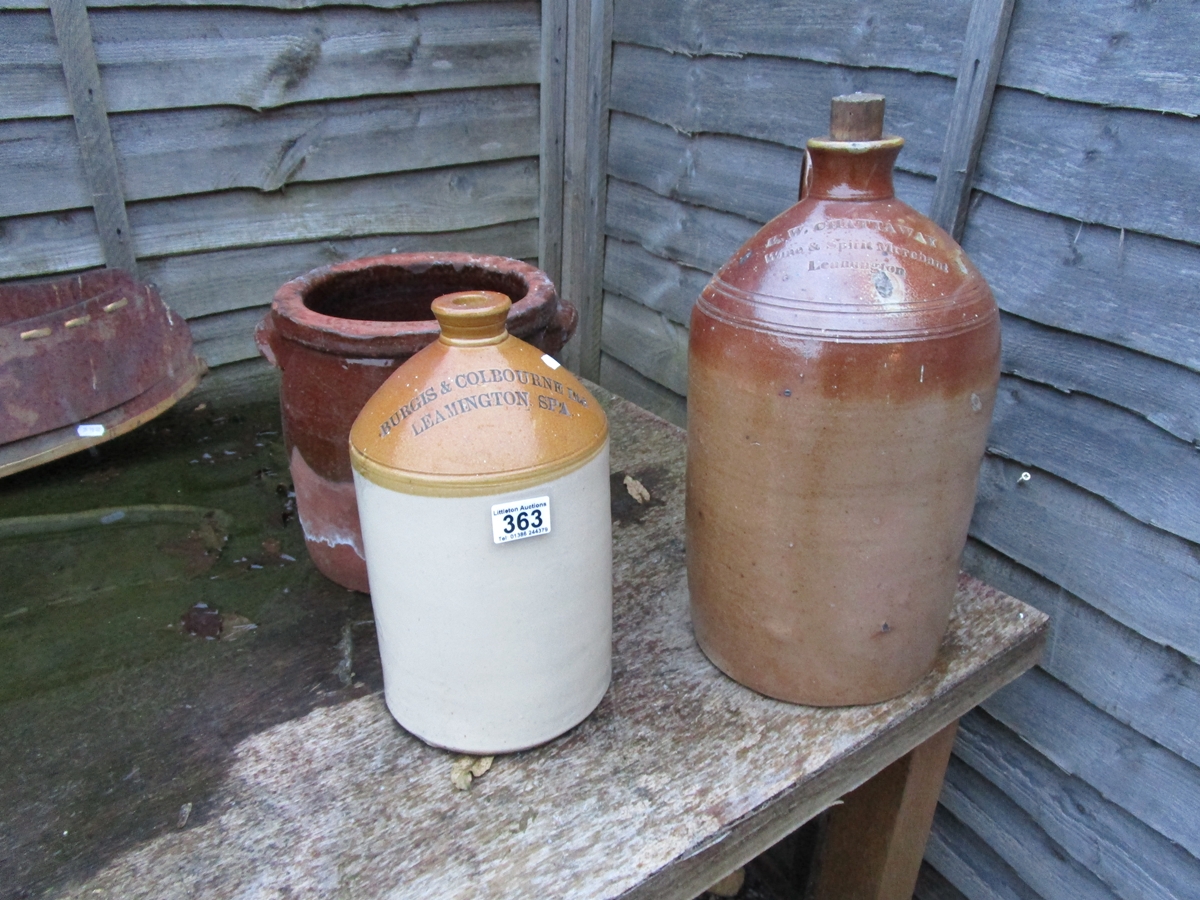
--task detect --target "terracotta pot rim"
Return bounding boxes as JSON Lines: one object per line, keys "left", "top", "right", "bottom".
{"left": 270, "top": 252, "right": 559, "bottom": 359}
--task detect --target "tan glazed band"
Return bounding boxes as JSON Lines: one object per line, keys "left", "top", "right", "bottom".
{"left": 350, "top": 432, "right": 608, "bottom": 498}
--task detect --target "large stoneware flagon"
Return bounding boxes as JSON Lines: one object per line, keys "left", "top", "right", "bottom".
{"left": 349, "top": 291, "right": 611, "bottom": 754}
{"left": 686, "top": 94, "right": 1001, "bottom": 706}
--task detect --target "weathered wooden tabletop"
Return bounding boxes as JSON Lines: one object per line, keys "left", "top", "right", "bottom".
{"left": 1, "top": 379, "right": 1047, "bottom": 900}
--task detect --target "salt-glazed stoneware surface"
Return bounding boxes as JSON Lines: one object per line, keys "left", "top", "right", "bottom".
{"left": 687, "top": 94, "right": 1001, "bottom": 706}
{"left": 349, "top": 291, "right": 611, "bottom": 754}
{"left": 256, "top": 253, "right": 577, "bottom": 593}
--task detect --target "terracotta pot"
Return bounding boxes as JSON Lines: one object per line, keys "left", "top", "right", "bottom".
{"left": 256, "top": 253, "right": 577, "bottom": 592}
{"left": 350, "top": 291, "right": 611, "bottom": 753}
{"left": 686, "top": 95, "right": 1000, "bottom": 705}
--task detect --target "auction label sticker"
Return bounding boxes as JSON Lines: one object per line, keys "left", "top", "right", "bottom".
{"left": 491, "top": 496, "right": 551, "bottom": 544}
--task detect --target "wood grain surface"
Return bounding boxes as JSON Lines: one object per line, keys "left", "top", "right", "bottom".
{"left": 955, "top": 710, "right": 1200, "bottom": 900}
{"left": 925, "top": 806, "right": 1040, "bottom": 900}
{"left": 971, "top": 456, "right": 1200, "bottom": 662}
{"left": 1, "top": 159, "right": 538, "bottom": 279}
{"left": 44, "top": 391, "right": 1044, "bottom": 900}
{"left": 928, "top": 0, "right": 1014, "bottom": 239}
{"left": 609, "top": 44, "right": 953, "bottom": 176}
{"left": 988, "top": 375, "right": 1200, "bottom": 545}
{"left": 1, "top": 87, "right": 539, "bottom": 216}
{"left": 2, "top": 3, "right": 539, "bottom": 119}
{"left": 984, "top": 668, "right": 1200, "bottom": 858}
{"left": 963, "top": 194, "right": 1200, "bottom": 374}
{"left": 939, "top": 755, "right": 1120, "bottom": 900}
{"left": 47, "top": 0, "right": 135, "bottom": 272}
{"left": 610, "top": 0, "right": 1200, "bottom": 114}
{"left": 964, "top": 540, "right": 1200, "bottom": 770}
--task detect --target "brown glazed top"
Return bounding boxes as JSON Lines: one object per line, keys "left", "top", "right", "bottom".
{"left": 349, "top": 292, "right": 607, "bottom": 497}
{"left": 698, "top": 128, "right": 996, "bottom": 346}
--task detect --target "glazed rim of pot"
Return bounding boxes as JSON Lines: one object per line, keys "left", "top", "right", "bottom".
{"left": 271, "top": 252, "right": 560, "bottom": 358}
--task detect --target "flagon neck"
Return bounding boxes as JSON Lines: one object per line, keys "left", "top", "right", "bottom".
{"left": 804, "top": 137, "right": 903, "bottom": 201}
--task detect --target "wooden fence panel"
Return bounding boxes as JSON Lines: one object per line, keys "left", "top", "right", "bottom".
{"left": 976, "top": 89, "right": 1199, "bottom": 244}
{"left": 1000, "top": 0, "right": 1200, "bottom": 115}
{"left": 964, "top": 539, "right": 1200, "bottom": 771}
{"left": 1, "top": 87, "right": 539, "bottom": 216}
{"left": 603, "top": 237, "right": 709, "bottom": 327}
{"left": 600, "top": 291, "right": 688, "bottom": 396}
{"left": 988, "top": 376, "right": 1200, "bottom": 545}
{"left": 971, "top": 456, "right": 1200, "bottom": 661}
{"left": 1, "top": 159, "right": 539, "bottom": 279}
{"left": 955, "top": 710, "right": 1200, "bottom": 900}
{"left": 609, "top": 44, "right": 953, "bottom": 176}
{"left": 964, "top": 194, "right": 1200, "bottom": 374}
{"left": 925, "top": 808, "right": 1041, "bottom": 900}
{"left": 983, "top": 667, "right": 1200, "bottom": 858}
{"left": 612, "top": 0, "right": 969, "bottom": 76}
{"left": 608, "top": 113, "right": 937, "bottom": 226}
{"left": 2, "top": 3, "right": 539, "bottom": 119}
{"left": 939, "top": 756, "right": 1120, "bottom": 900}
{"left": 611, "top": 0, "right": 1200, "bottom": 115}
{"left": 999, "top": 313, "right": 1200, "bottom": 444}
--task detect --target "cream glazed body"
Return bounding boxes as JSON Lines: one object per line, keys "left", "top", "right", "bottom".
{"left": 354, "top": 448, "right": 611, "bottom": 753}
{"left": 349, "top": 291, "right": 613, "bottom": 754}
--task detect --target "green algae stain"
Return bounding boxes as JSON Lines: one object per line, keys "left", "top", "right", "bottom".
{"left": 0, "top": 384, "right": 382, "bottom": 898}
{"left": 0, "top": 400, "right": 305, "bottom": 706}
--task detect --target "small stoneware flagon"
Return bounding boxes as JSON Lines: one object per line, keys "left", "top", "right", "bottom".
{"left": 349, "top": 291, "right": 611, "bottom": 754}
{"left": 686, "top": 94, "right": 1001, "bottom": 706}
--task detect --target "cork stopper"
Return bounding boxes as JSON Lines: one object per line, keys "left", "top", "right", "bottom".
{"left": 433, "top": 291, "right": 511, "bottom": 346}
{"left": 829, "top": 93, "right": 885, "bottom": 141}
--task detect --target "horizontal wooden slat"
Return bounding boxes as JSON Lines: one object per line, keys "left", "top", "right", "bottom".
{"left": 608, "top": 44, "right": 953, "bottom": 177}
{"left": 610, "top": 54, "right": 1199, "bottom": 244}
{"left": 963, "top": 194, "right": 1200, "bottom": 374}
{"left": 955, "top": 709, "right": 1200, "bottom": 900}
{"left": 1000, "top": 313, "right": 1200, "bottom": 444}
{"left": 0, "top": 159, "right": 539, "bottom": 279}
{"left": 600, "top": 291, "right": 688, "bottom": 396}
{"left": 612, "top": 0, "right": 969, "bottom": 77}
{"left": 608, "top": 112, "right": 798, "bottom": 226}
{"left": 606, "top": 112, "right": 937, "bottom": 226}
{"left": 603, "top": 238, "right": 707, "bottom": 328}
{"left": 189, "top": 305, "right": 267, "bottom": 368}
{"left": 0, "top": 206, "right": 102, "bottom": 279}
{"left": 914, "top": 863, "right": 969, "bottom": 900}
{"left": 1, "top": 87, "right": 539, "bottom": 216}
{"left": 971, "top": 456, "right": 1200, "bottom": 662}
{"left": 963, "top": 540, "right": 1200, "bottom": 769}
{"left": 976, "top": 88, "right": 1200, "bottom": 244}
{"left": 984, "top": 667, "right": 1200, "bottom": 857}
{"left": 1, "top": 2, "right": 538, "bottom": 119}
{"left": 1000, "top": 0, "right": 1200, "bottom": 116}
{"left": 146, "top": 220, "right": 538, "bottom": 319}
{"left": 611, "top": 0, "right": 1200, "bottom": 116}
{"left": 598, "top": 352, "right": 686, "bottom": 428}
{"left": 925, "top": 807, "right": 1041, "bottom": 900}
{"left": 939, "top": 755, "right": 1119, "bottom": 900}
{"left": 604, "top": 177, "right": 757, "bottom": 274}
{"left": 3, "top": 0, "right": 485, "bottom": 7}
{"left": 0, "top": 11, "right": 67, "bottom": 121}
{"left": 989, "top": 375, "right": 1200, "bottom": 545}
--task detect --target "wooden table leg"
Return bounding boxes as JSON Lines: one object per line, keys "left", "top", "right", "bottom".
{"left": 810, "top": 720, "right": 959, "bottom": 900}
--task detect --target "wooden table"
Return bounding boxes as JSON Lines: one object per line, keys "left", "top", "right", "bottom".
{"left": 4, "top": 382, "right": 1046, "bottom": 900}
